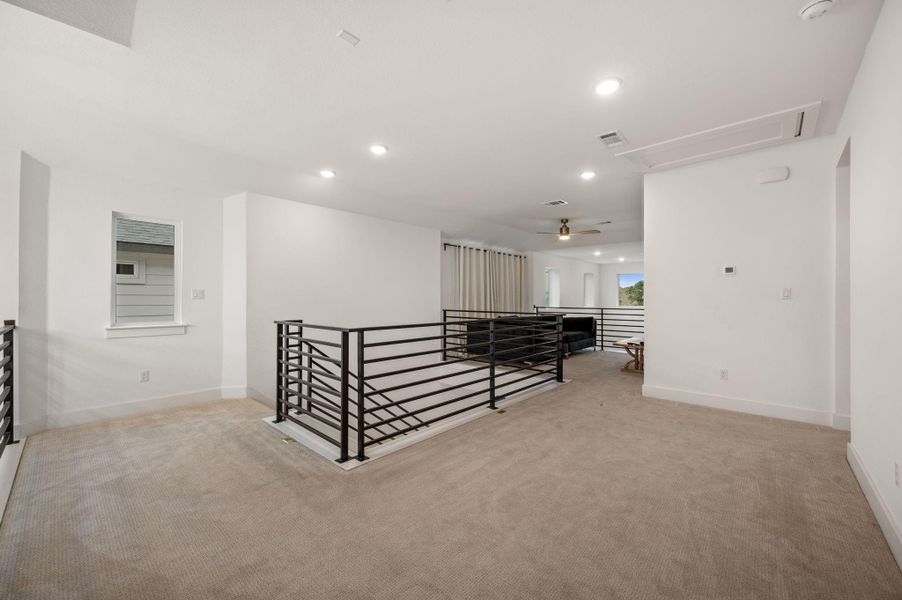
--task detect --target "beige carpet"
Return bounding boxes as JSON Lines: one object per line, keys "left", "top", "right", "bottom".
{"left": 1, "top": 353, "right": 900, "bottom": 599}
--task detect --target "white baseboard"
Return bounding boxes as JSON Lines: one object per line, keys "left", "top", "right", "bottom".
{"left": 641, "top": 384, "right": 833, "bottom": 427}
{"left": 44, "top": 388, "right": 225, "bottom": 430}
{"left": 832, "top": 412, "right": 851, "bottom": 431}
{"left": 0, "top": 438, "right": 25, "bottom": 526}
{"left": 847, "top": 442, "right": 902, "bottom": 572}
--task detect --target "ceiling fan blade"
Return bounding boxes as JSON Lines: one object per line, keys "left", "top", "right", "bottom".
{"left": 536, "top": 232, "right": 560, "bottom": 235}
{"left": 571, "top": 229, "right": 601, "bottom": 235}
{"left": 597, "top": 221, "right": 612, "bottom": 226}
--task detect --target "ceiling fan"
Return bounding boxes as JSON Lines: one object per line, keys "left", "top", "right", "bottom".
{"left": 538, "top": 219, "right": 611, "bottom": 241}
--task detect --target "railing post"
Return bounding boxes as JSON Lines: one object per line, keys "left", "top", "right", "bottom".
{"left": 599, "top": 308, "right": 605, "bottom": 352}
{"left": 441, "top": 309, "right": 448, "bottom": 361}
{"left": 488, "top": 319, "right": 496, "bottom": 409}
{"left": 275, "top": 322, "right": 285, "bottom": 423}
{"left": 555, "top": 315, "right": 564, "bottom": 383}
{"left": 356, "top": 330, "right": 367, "bottom": 462}
{"left": 338, "top": 330, "right": 350, "bottom": 463}
{"left": 3, "top": 320, "right": 16, "bottom": 444}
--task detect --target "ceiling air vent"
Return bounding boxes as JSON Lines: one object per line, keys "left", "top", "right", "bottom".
{"left": 616, "top": 102, "right": 822, "bottom": 172}
{"left": 598, "top": 130, "right": 627, "bottom": 148}
{"left": 542, "top": 199, "right": 568, "bottom": 207}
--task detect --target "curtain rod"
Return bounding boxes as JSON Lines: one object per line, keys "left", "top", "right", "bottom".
{"left": 443, "top": 243, "right": 526, "bottom": 258}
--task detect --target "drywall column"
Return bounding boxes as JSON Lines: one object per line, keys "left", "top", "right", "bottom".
{"left": 833, "top": 144, "right": 851, "bottom": 430}
{"left": 221, "top": 193, "right": 248, "bottom": 398}
{"left": 17, "top": 153, "right": 50, "bottom": 435}
{"left": 0, "top": 149, "right": 20, "bottom": 320}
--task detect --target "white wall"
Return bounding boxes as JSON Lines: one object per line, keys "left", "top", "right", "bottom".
{"left": 242, "top": 193, "right": 441, "bottom": 404}
{"left": 600, "top": 261, "right": 644, "bottom": 307}
{"left": 0, "top": 148, "right": 20, "bottom": 321}
{"left": 528, "top": 252, "right": 600, "bottom": 308}
{"left": 830, "top": 0, "right": 902, "bottom": 568}
{"left": 643, "top": 136, "right": 835, "bottom": 426}
{"left": 41, "top": 168, "right": 224, "bottom": 428}
{"left": 221, "top": 193, "right": 247, "bottom": 398}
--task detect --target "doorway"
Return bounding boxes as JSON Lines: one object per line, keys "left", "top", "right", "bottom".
{"left": 834, "top": 139, "right": 851, "bottom": 430}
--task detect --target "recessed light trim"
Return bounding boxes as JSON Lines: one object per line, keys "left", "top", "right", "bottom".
{"left": 618, "top": 257, "right": 625, "bottom": 262}
{"left": 580, "top": 171, "right": 596, "bottom": 180}
{"left": 370, "top": 144, "right": 388, "bottom": 156}
{"left": 595, "top": 77, "right": 622, "bottom": 96}
{"left": 319, "top": 169, "right": 336, "bottom": 178}
{"left": 594, "top": 251, "right": 601, "bottom": 256}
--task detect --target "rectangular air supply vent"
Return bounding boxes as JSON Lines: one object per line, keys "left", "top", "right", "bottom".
{"left": 616, "top": 102, "right": 822, "bottom": 172}
{"left": 542, "top": 199, "right": 568, "bottom": 207}
{"left": 598, "top": 130, "right": 627, "bottom": 148}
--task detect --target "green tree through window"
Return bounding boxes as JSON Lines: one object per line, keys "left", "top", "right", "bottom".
{"left": 618, "top": 274, "right": 644, "bottom": 306}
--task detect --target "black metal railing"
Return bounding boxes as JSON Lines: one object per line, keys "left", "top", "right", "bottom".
{"left": 0, "top": 320, "right": 17, "bottom": 460}
{"left": 533, "top": 306, "right": 644, "bottom": 351}
{"left": 275, "top": 314, "right": 563, "bottom": 463}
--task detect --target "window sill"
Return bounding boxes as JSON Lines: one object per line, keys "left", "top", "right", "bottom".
{"left": 105, "top": 323, "right": 189, "bottom": 339}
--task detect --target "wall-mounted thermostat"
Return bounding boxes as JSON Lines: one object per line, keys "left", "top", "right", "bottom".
{"left": 722, "top": 266, "right": 736, "bottom": 275}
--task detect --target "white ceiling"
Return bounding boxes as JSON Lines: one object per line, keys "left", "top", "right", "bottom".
{"left": 0, "top": 0, "right": 883, "bottom": 251}
{"left": 547, "top": 241, "right": 644, "bottom": 265}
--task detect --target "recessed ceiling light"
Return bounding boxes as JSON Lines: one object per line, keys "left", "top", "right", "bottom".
{"left": 336, "top": 29, "right": 361, "bottom": 46}
{"left": 319, "top": 169, "right": 336, "bottom": 178}
{"left": 619, "top": 257, "right": 625, "bottom": 262}
{"left": 370, "top": 144, "right": 388, "bottom": 156}
{"left": 594, "top": 251, "right": 601, "bottom": 256}
{"left": 595, "top": 77, "right": 622, "bottom": 96}
{"left": 580, "top": 171, "right": 596, "bottom": 180}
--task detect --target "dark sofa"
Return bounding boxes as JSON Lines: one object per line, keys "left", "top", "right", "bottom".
{"left": 560, "top": 316, "right": 596, "bottom": 356}
{"left": 462, "top": 315, "right": 595, "bottom": 362}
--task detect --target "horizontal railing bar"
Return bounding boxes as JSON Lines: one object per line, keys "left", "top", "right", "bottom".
{"left": 283, "top": 374, "right": 340, "bottom": 398}
{"left": 281, "top": 388, "right": 341, "bottom": 415}
{"left": 0, "top": 433, "right": 7, "bottom": 461}
{"left": 0, "top": 401, "right": 8, "bottom": 423}
{"left": 363, "top": 331, "right": 474, "bottom": 348}
{"left": 279, "top": 334, "right": 342, "bottom": 348}
{"left": 364, "top": 373, "right": 494, "bottom": 414}
{"left": 0, "top": 340, "right": 9, "bottom": 352}
{"left": 0, "top": 326, "right": 13, "bottom": 336}
{"left": 0, "top": 372, "right": 9, "bottom": 387}
{"left": 0, "top": 388, "right": 8, "bottom": 405}
{"left": 364, "top": 387, "right": 488, "bottom": 431}
{"left": 494, "top": 343, "right": 558, "bottom": 358}
{"left": 364, "top": 399, "right": 493, "bottom": 446}
{"left": 495, "top": 365, "right": 557, "bottom": 390}
{"left": 274, "top": 320, "right": 351, "bottom": 332}
{"left": 288, "top": 362, "right": 341, "bottom": 382}
{"left": 279, "top": 412, "right": 342, "bottom": 447}
{"left": 365, "top": 363, "right": 492, "bottom": 396}
{"left": 364, "top": 351, "right": 494, "bottom": 379}
{"left": 363, "top": 346, "right": 447, "bottom": 364}
{"left": 0, "top": 356, "right": 9, "bottom": 369}
{"left": 494, "top": 358, "right": 557, "bottom": 382}
{"left": 284, "top": 349, "right": 341, "bottom": 364}
{"left": 496, "top": 375, "right": 558, "bottom": 400}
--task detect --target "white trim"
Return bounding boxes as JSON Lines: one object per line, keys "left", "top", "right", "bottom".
{"left": 0, "top": 438, "right": 25, "bottom": 526}
{"left": 832, "top": 413, "right": 851, "bottom": 431}
{"left": 641, "top": 384, "right": 833, "bottom": 426}
{"left": 847, "top": 442, "right": 902, "bottom": 572}
{"left": 105, "top": 323, "right": 188, "bottom": 338}
{"left": 44, "top": 388, "right": 222, "bottom": 430}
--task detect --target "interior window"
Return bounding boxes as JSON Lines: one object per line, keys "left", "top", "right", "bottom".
{"left": 618, "top": 273, "right": 644, "bottom": 307}
{"left": 112, "top": 215, "right": 178, "bottom": 326}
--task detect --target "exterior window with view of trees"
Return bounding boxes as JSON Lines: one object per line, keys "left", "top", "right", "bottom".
{"left": 618, "top": 273, "right": 644, "bottom": 306}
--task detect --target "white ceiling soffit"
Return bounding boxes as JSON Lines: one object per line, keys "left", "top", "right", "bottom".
{"left": 2, "top": 0, "right": 137, "bottom": 46}
{"left": 616, "top": 102, "right": 822, "bottom": 172}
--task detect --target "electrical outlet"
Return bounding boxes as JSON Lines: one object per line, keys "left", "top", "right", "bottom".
{"left": 191, "top": 289, "right": 206, "bottom": 300}
{"left": 139, "top": 370, "right": 150, "bottom": 383}
{"left": 896, "top": 463, "right": 900, "bottom": 488}
{"left": 720, "top": 369, "right": 729, "bottom": 381}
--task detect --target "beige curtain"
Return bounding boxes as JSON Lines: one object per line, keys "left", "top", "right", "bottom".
{"left": 450, "top": 246, "right": 527, "bottom": 312}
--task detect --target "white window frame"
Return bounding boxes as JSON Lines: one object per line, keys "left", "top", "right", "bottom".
{"left": 107, "top": 212, "right": 187, "bottom": 338}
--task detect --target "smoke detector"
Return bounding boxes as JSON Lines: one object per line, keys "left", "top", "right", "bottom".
{"left": 799, "top": 0, "right": 834, "bottom": 21}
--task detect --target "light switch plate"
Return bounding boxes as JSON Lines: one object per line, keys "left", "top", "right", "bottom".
{"left": 192, "top": 289, "right": 206, "bottom": 300}
{"left": 781, "top": 288, "right": 792, "bottom": 300}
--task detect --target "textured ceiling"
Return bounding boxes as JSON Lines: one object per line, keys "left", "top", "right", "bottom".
{"left": 0, "top": 0, "right": 883, "bottom": 251}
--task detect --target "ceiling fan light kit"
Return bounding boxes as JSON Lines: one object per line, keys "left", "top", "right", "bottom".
{"left": 537, "top": 219, "right": 609, "bottom": 241}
